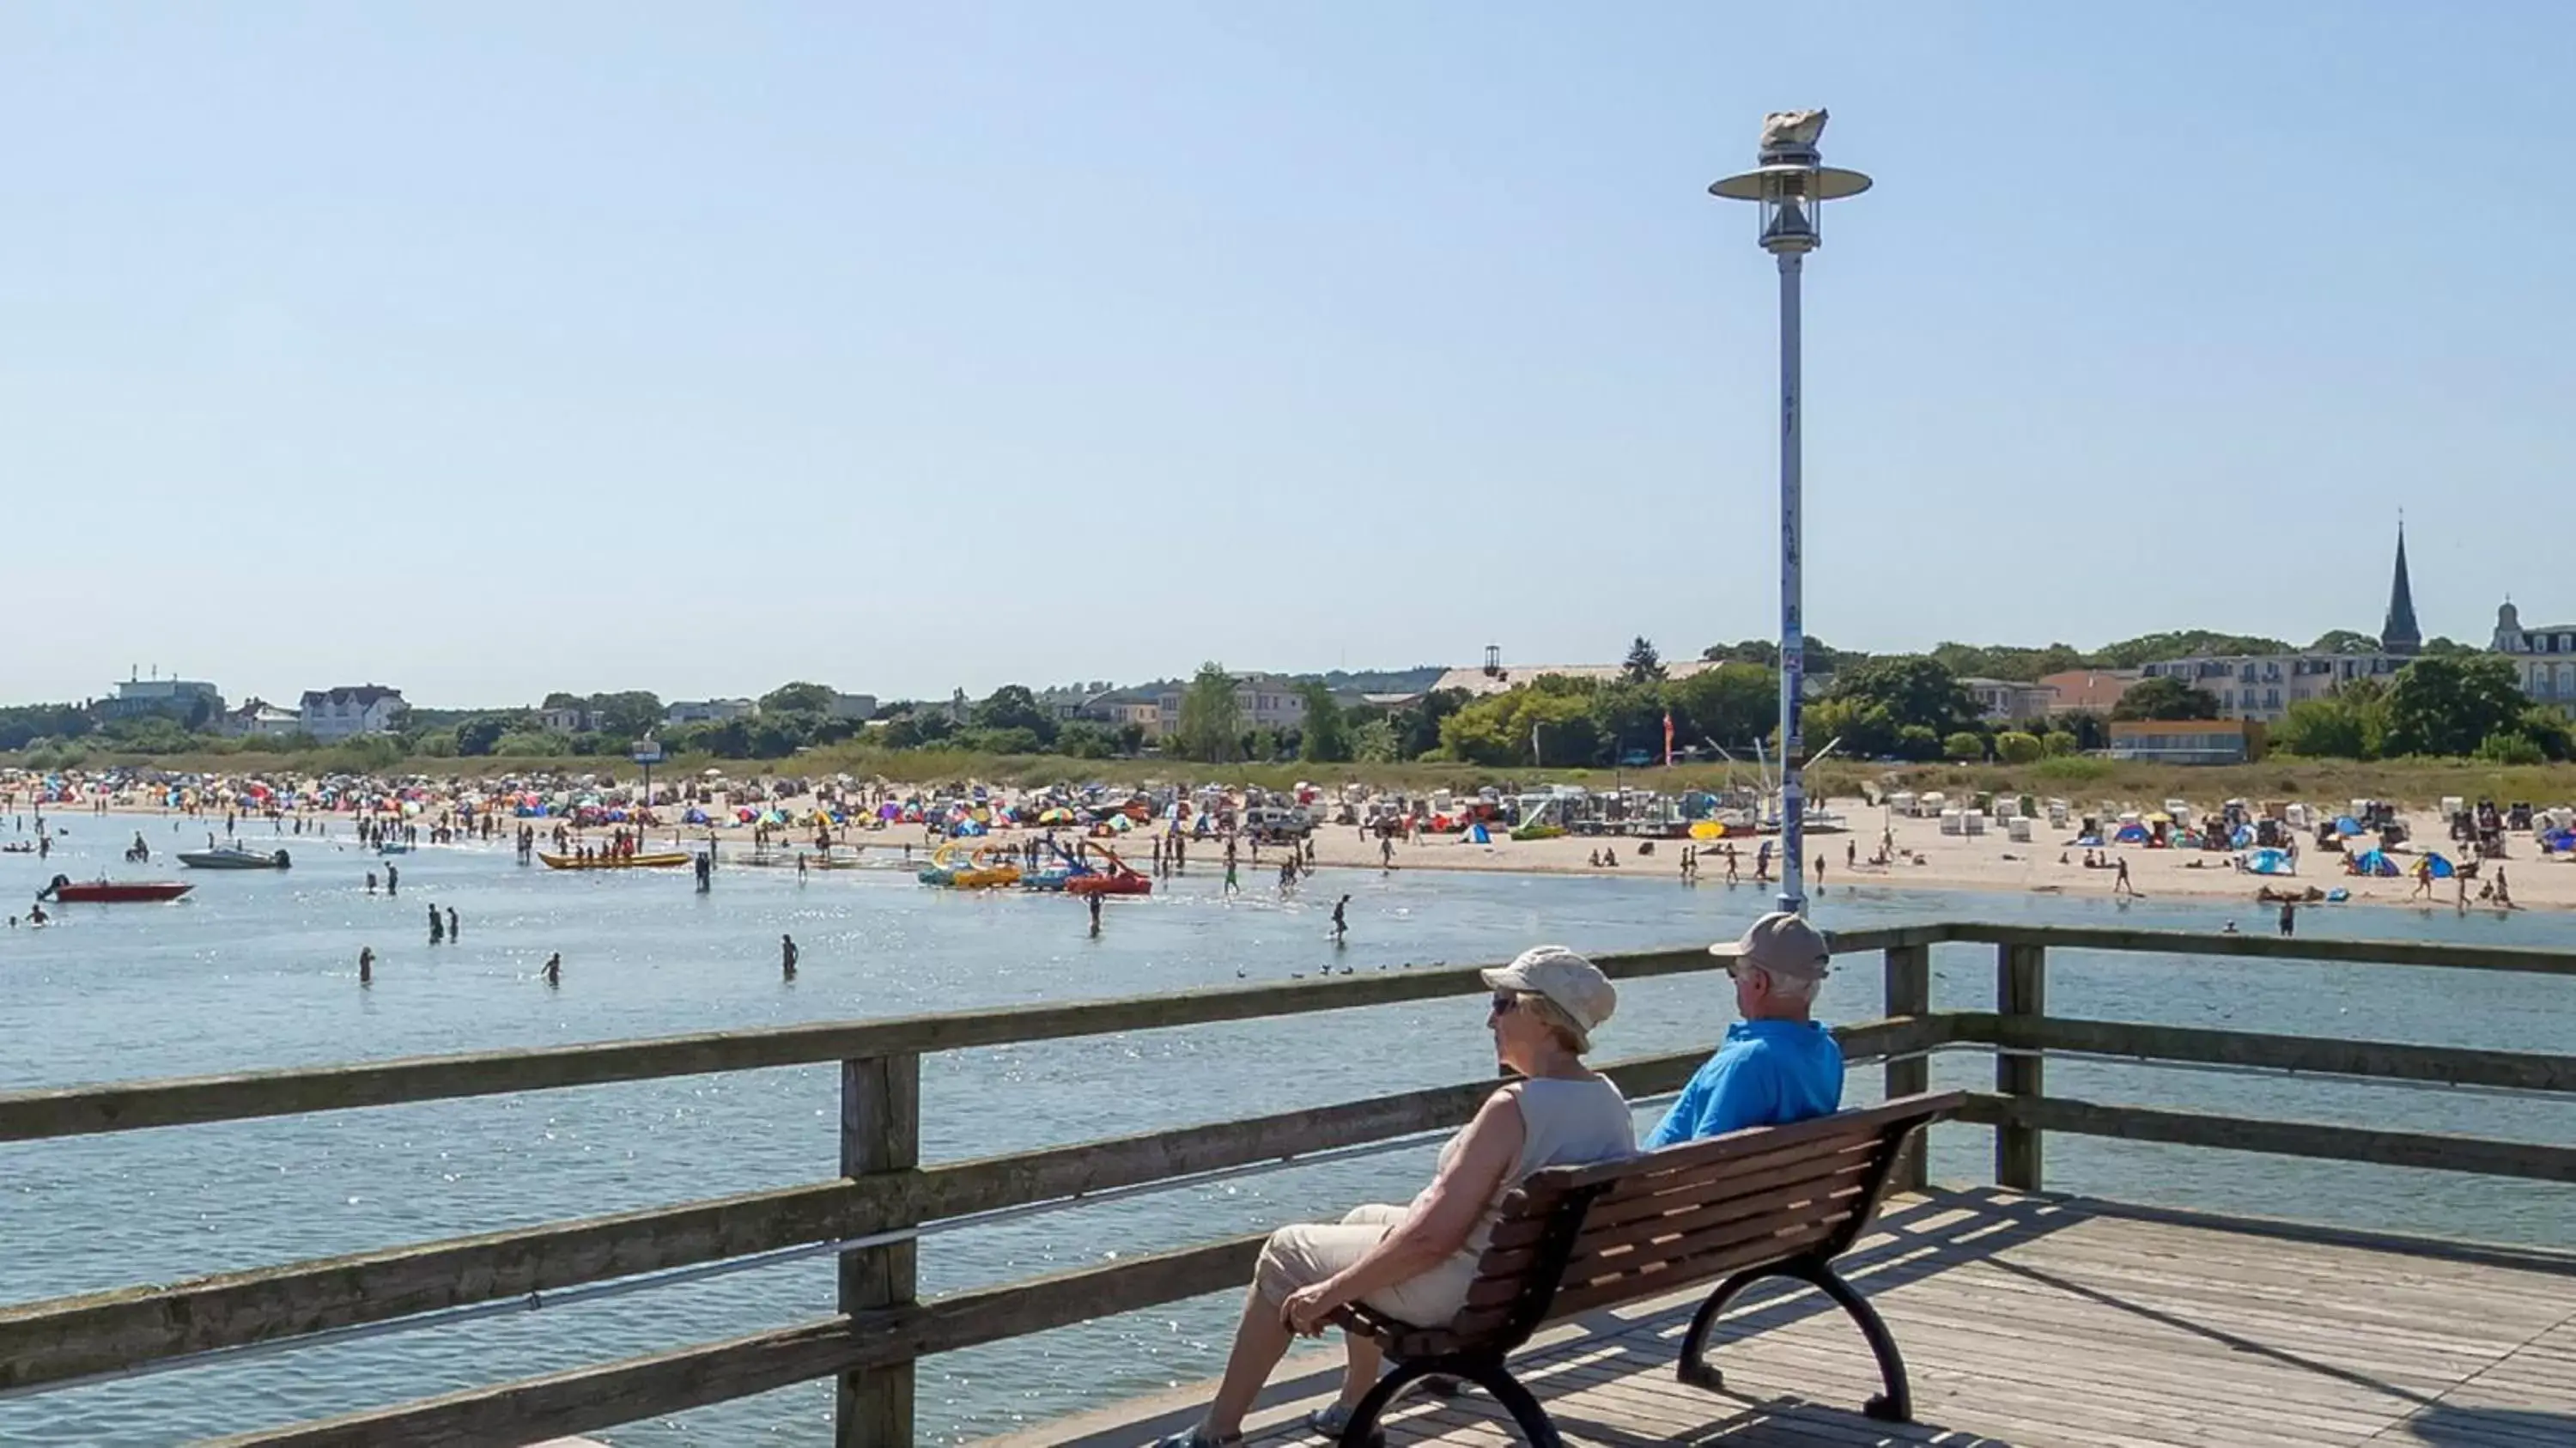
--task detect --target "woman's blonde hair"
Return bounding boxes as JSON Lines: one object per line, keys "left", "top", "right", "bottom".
{"left": 1512, "top": 991, "right": 1592, "bottom": 1055}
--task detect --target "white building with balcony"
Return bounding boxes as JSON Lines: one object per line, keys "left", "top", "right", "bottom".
{"left": 297, "top": 685, "right": 407, "bottom": 740}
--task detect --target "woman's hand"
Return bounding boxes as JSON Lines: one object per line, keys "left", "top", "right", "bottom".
{"left": 1280, "top": 1282, "right": 1342, "bottom": 1335}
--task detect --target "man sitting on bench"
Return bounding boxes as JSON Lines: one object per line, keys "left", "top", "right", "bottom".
{"left": 1646, "top": 912, "right": 1844, "bottom": 1147}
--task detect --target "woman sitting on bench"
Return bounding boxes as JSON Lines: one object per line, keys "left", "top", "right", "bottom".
{"left": 1152, "top": 946, "right": 1637, "bottom": 1447}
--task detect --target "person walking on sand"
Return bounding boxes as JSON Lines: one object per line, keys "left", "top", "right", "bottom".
{"left": 1725, "top": 845, "right": 1741, "bottom": 885}
{"left": 358, "top": 946, "right": 374, "bottom": 985}
{"left": 543, "top": 952, "right": 562, "bottom": 988}
{"left": 2113, "top": 857, "right": 2137, "bottom": 897}
{"left": 781, "top": 934, "right": 799, "bottom": 981}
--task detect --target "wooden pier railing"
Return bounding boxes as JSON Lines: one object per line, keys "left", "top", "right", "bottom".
{"left": 3, "top": 922, "right": 2572, "bottom": 1446}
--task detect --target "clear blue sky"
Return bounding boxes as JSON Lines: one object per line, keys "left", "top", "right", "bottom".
{"left": 8, "top": 2, "right": 2570, "bottom": 708}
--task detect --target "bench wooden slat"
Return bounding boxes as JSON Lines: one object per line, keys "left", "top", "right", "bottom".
{"left": 1567, "top": 1178, "right": 1866, "bottom": 1268}
{"left": 1523, "top": 1092, "right": 1953, "bottom": 1194}
{"left": 1571, "top": 1148, "right": 1876, "bottom": 1238}
{"left": 1468, "top": 1165, "right": 1872, "bottom": 1284}
{"left": 1460, "top": 1192, "right": 1860, "bottom": 1312}
{"left": 1540, "top": 1216, "right": 1848, "bottom": 1320}
{"left": 1482, "top": 1135, "right": 1868, "bottom": 1251}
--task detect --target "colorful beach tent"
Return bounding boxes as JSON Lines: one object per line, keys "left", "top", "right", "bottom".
{"left": 2421, "top": 852, "right": 2457, "bottom": 879}
{"left": 2112, "top": 823, "right": 2149, "bottom": 844}
{"left": 2245, "top": 848, "right": 2293, "bottom": 876}
{"left": 1464, "top": 822, "right": 1492, "bottom": 845}
{"left": 2351, "top": 849, "right": 2402, "bottom": 877}
{"left": 2333, "top": 816, "right": 2366, "bottom": 837}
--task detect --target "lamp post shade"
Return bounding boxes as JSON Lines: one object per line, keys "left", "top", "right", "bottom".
{"left": 1710, "top": 109, "right": 1871, "bottom": 253}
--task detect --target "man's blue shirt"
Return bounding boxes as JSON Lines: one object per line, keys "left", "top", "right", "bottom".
{"left": 1643, "top": 1019, "right": 1844, "bottom": 1148}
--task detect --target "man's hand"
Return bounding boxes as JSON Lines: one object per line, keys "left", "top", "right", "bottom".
{"left": 1281, "top": 1283, "right": 1341, "bottom": 1336}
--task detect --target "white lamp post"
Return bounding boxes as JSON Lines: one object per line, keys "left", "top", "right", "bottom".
{"left": 1710, "top": 110, "right": 1869, "bottom": 917}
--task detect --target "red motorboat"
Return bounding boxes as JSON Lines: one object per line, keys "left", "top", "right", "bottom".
{"left": 36, "top": 874, "right": 194, "bottom": 904}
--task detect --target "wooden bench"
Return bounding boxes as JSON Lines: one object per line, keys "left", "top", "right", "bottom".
{"left": 1326, "top": 1090, "right": 1960, "bottom": 1447}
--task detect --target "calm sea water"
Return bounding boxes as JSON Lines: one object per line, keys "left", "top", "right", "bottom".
{"left": 3, "top": 816, "right": 2572, "bottom": 1445}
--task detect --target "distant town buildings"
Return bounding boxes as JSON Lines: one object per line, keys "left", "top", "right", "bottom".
{"left": 2107, "top": 718, "right": 2267, "bottom": 766}
{"left": 665, "top": 698, "right": 758, "bottom": 725}
{"left": 1071, "top": 689, "right": 1161, "bottom": 730}
{"left": 297, "top": 685, "right": 406, "bottom": 740}
{"left": 1155, "top": 672, "right": 1308, "bottom": 737}
{"left": 1959, "top": 677, "right": 2057, "bottom": 723}
{"left": 2490, "top": 602, "right": 2576, "bottom": 707}
{"left": 539, "top": 706, "right": 594, "bottom": 733}
{"left": 98, "top": 673, "right": 223, "bottom": 722}
{"left": 1431, "top": 658, "right": 1727, "bottom": 699}
{"left": 216, "top": 697, "right": 301, "bottom": 738}
{"left": 828, "top": 692, "right": 878, "bottom": 721}
{"left": 2138, "top": 528, "right": 2421, "bottom": 725}
{"left": 2036, "top": 669, "right": 2139, "bottom": 716}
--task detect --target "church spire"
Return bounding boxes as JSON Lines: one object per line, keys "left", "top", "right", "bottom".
{"left": 2380, "top": 522, "right": 2421, "bottom": 656}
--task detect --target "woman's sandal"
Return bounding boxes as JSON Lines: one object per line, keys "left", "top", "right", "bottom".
{"left": 1145, "top": 1427, "right": 1239, "bottom": 1448}
{"left": 1304, "top": 1403, "right": 1388, "bottom": 1448}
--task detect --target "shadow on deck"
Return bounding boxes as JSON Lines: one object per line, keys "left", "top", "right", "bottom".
{"left": 982, "top": 1186, "right": 2576, "bottom": 1448}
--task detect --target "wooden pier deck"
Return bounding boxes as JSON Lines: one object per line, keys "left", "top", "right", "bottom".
{"left": 987, "top": 1187, "right": 2576, "bottom": 1448}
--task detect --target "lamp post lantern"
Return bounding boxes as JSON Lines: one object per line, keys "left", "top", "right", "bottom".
{"left": 1710, "top": 109, "right": 1869, "bottom": 918}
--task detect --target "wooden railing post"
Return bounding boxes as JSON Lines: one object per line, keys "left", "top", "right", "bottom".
{"left": 1883, "top": 942, "right": 1932, "bottom": 1192}
{"left": 1996, "top": 942, "right": 2045, "bottom": 1190}
{"left": 837, "top": 1052, "right": 920, "bottom": 1446}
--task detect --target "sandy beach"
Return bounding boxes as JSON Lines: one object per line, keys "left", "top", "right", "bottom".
{"left": 36, "top": 785, "right": 2575, "bottom": 916}
{"left": 1274, "top": 798, "right": 2576, "bottom": 915}
{"left": 641, "top": 794, "right": 2576, "bottom": 916}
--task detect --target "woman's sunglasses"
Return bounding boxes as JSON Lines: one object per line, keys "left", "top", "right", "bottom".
{"left": 1490, "top": 992, "right": 1522, "bottom": 1016}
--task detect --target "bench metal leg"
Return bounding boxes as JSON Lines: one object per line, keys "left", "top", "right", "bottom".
{"left": 1674, "top": 1264, "right": 1774, "bottom": 1392}
{"left": 1343, "top": 1360, "right": 1431, "bottom": 1448}
{"left": 1801, "top": 1262, "right": 1913, "bottom": 1423}
{"left": 1674, "top": 1262, "right": 1913, "bottom": 1424}
{"left": 1461, "top": 1364, "right": 1564, "bottom": 1448}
